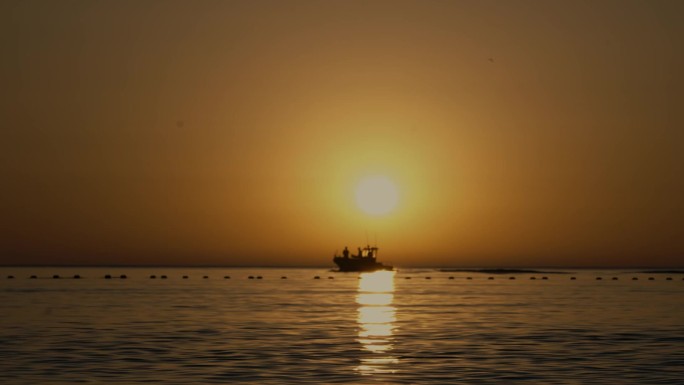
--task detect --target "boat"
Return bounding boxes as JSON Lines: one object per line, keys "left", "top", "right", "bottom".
{"left": 333, "top": 245, "right": 393, "bottom": 272}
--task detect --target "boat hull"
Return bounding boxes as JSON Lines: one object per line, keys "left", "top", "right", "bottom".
{"left": 333, "top": 256, "right": 393, "bottom": 272}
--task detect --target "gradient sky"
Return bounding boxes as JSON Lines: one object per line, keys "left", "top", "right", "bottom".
{"left": 2, "top": 0, "right": 683, "bottom": 267}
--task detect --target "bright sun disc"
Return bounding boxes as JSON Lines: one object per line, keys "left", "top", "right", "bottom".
{"left": 355, "top": 176, "right": 399, "bottom": 216}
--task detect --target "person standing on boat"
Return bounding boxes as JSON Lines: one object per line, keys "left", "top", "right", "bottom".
{"left": 343, "top": 246, "right": 350, "bottom": 259}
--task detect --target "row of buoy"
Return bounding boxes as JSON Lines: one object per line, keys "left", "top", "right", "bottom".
{"left": 5, "top": 274, "right": 682, "bottom": 280}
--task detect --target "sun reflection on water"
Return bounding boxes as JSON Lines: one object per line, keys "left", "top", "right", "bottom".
{"left": 356, "top": 270, "right": 398, "bottom": 375}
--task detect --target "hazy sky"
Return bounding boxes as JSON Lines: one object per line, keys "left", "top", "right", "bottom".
{"left": 2, "top": 0, "right": 683, "bottom": 267}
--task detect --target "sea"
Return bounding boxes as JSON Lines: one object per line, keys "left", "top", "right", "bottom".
{"left": 1, "top": 267, "right": 682, "bottom": 384}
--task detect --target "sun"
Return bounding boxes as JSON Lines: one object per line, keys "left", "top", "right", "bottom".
{"left": 355, "top": 175, "right": 400, "bottom": 216}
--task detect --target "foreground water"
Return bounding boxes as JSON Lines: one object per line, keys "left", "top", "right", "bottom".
{"left": 1, "top": 267, "right": 682, "bottom": 384}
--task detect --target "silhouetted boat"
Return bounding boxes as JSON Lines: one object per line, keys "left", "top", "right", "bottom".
{"left": 333, "top": 245, "right": 393, "bottom": 272}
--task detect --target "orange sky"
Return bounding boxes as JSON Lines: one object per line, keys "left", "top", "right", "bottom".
{"left": 2, "top": 0, "right": 683, "bottom": 267}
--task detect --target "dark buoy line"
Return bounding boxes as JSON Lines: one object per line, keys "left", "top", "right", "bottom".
{"left": 11, "top": 272, "right": 684, "bottom": 282}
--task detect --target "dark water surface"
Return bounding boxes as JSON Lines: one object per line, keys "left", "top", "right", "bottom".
{"left": 1, "top": 267, "right": 683, "bottom": 384}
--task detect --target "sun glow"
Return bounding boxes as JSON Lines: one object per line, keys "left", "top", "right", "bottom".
{"left": 355, "top": 176, "right": 400, "bottom": 216}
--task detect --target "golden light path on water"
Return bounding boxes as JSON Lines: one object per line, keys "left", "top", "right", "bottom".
{"left": 355, "top": 270, "right": 398, "bottom": 375}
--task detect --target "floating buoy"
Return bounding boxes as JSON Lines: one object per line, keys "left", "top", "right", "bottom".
{"left": 248, "top": 276, "right": 254, "bottom": 279}
{"left": 612, "top": 277, "right": 618, "bottom": 280}
{"left": 150, "top": 275, "right": 157, "bottom": 279}
{"left": 596, "top": 277, "right": 603, "bottom": 280}
{"left": 666, "top": 277, "right": 672, "bottom": 281}
{"left": 466, "top": 277, "right": 472, "bottom": 280}
{"left": 203, "top": 276, "right": 209, "bottom": 279}
{"left": 73, "top": 274, "right": 81, "bottom": 279}
{"left": 120, "top": 275, "right": 127, "bottom": 279}
{"left": 632, "top": 277, "right": 638, "bottom": 280}
{"left": 542, "top": 277, "right": 548, "bottom": 280}
{"left": 183, "top": 275, "right": 189, "bottom": 279}
{"left": 648, "top": 277, "right": 654, "bottom": 281}
{"left": 530, "top": 277, "right": 537, "bottom": 280}
{"left": 425, "top": 276, "right": 432, "bottom": 280}
{"left": 53, "top": 275, "right": 60, "bottom": 279}
{"left": 30, "top": 275, "right": 37, "bottom": 279}
{"left": 7, "top": 275, "right": 14, "bottom": 279}
{"left": 488, "top": 277, "right": 494, "bottom": 280}
{"left": 327, "top": 276, "right": 333, "bottom": 279}
{"left": 224, "top": 276, "right": 230, "bottom": 279}
{"left": 570, "top": 277, "right": 576, "bottom": 280}
{"left": 314, "top": 276, "right": 320, "bottom": 279}
{"left": 405, "top": 276, "right": 411, "bottom": 279}
{"left": 281, "top": 276, "right": 287, "bottom": 279}
{"left": 161, "top": 275, "right": 167, "bottom": 279}
{"left": 509, "top": 277, "right": 515, "bottom": 280}
{"left": 257, "top": 276, "right": 263, "bottom": 280}
{"left": 104, "top": 275, "right": 112, "bottom": 279}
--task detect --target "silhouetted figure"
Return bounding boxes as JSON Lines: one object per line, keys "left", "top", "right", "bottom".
{"left": 357, "top": 247, "right": 362, "bottom": 258}
{"left": 343, "top": 246, "right": 350, "bottom": 258}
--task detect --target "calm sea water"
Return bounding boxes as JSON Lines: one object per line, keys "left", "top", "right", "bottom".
{"left": 1, "top": 267, "right": 682, "bottom": 384}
